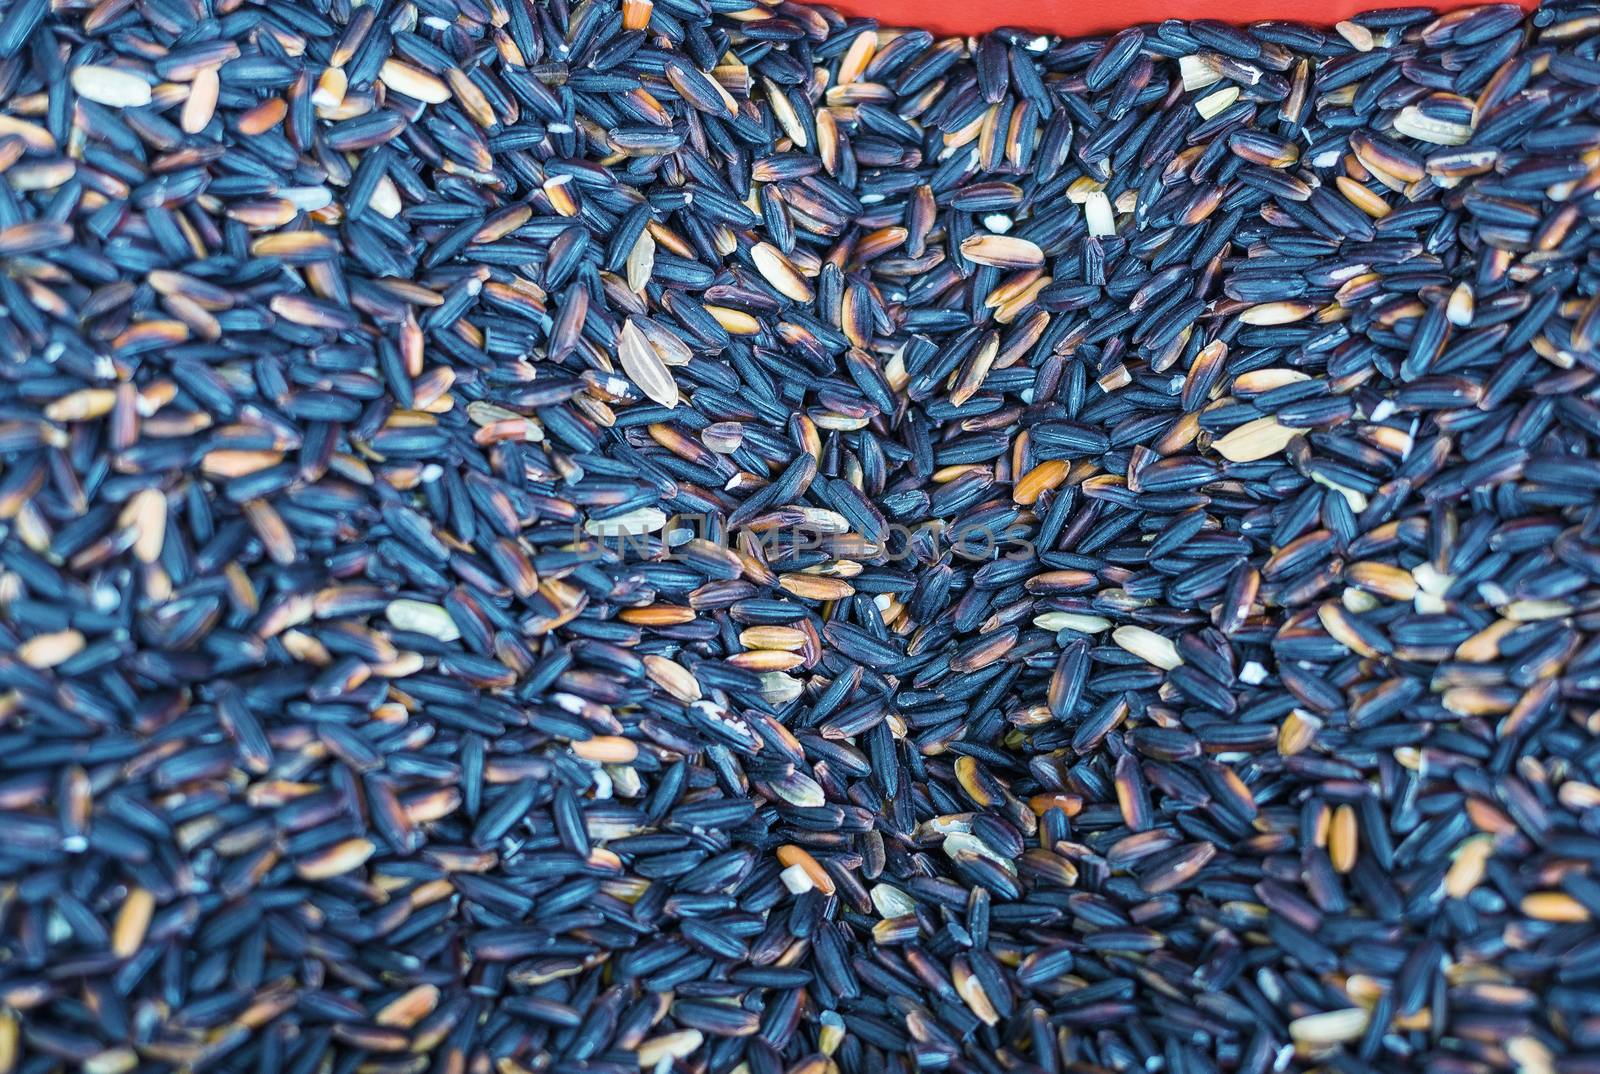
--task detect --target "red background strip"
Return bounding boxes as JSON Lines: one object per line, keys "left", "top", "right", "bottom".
{"left": 810, "top": 0, "right": 1534, "bottom": 40}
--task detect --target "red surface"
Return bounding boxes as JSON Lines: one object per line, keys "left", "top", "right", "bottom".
{"left": 816, "top": 0, "right": 1533, "bottom": 39}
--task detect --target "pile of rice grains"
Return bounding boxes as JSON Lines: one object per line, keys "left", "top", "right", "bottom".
{"left": 5, "top": 0, "right": 1600, "bottom": 1067}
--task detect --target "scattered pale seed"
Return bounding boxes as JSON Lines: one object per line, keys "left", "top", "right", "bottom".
{"left": 960, "top": 233, "right": 1044, "bottom": 268}
{"left": 1112, "top": 625, "right": 1182, "bottom": 669}
{"left": 1211, "top": 417, "right": 1301, "bottom": 462}
{"left": 1179, "top": 54, "right": 1222, "bottom": 91}
{"left": 111, "top": 887, "right": 155, "bottom": 958}
{"left": 181, "top": 66, "right": 219, "bottom": 133}
{"left": 751, "top": 241, "right": 814, "bottom": 302}
{"left": 1084, "top": 190, "right": 1116, "bottom": 237}
{"left": 70, "top": 64, "right": 153, "bottom": 107}
{"left": 1393, "top": 105, "right": 1472, "bottom": 145}
{"left": 617, "top": 318, "right": 679, "bottom": 408}
{"left": 1445, "top": 835, "right": 1494, "bottom": 898}
{"left": 637, "top": 1031, "right": 704, "bottom": 1068}
{"left": 1239, "top": 300, "right": 1316, "bottom": 325}
{"left": 1522, "top": 891, "right": 1590, "bottom": 922}
{"left": 1195, "top": 86, "right": 1239, "bottom": 119}
{"left": 1035, "top": 612, "right": 1113, "bottom": 634}
{"left": 379, "top": 59, "right": 450, "bottom": 103}
{"left": 17, "top": 629, "right": 85, "bottom": 669}
{"left": 1289, "top": 1009, "right": 1370, "bottom": 1046}
{"left": 385, "top": 600, "right": 460, "bottom": 642}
